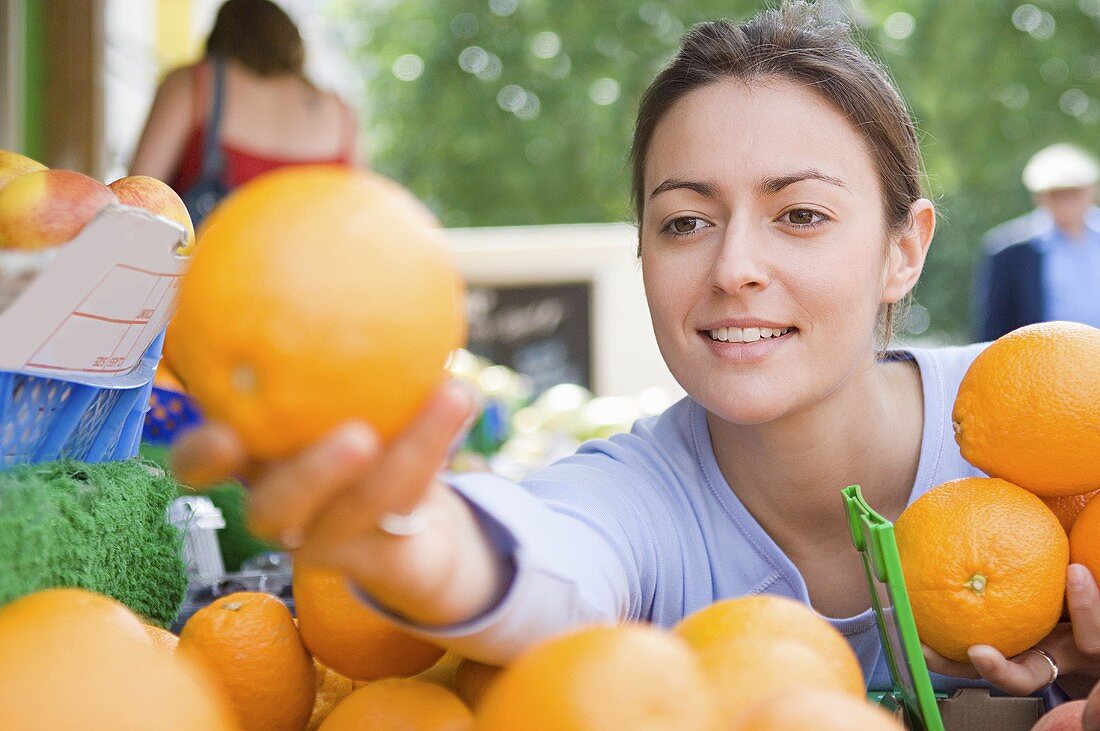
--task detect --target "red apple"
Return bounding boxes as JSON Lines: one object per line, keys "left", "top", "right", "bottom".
{"left": 0, "top": 169, "right": 117, "bottom": 250}
{"left": 0, "top": 150, "right": 47, "bottom": 192}
{"left": 1033, "top": 700, "right": 1086, "bottom": 730}
{"left": 108, "top": 175, "right": 196, "bottom": 255}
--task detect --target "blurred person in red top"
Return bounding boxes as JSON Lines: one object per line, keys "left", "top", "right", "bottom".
{"left": 129, "top": 0, "right": 359, "bottom": 208}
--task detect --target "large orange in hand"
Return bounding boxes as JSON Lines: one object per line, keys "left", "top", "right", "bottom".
{"left": 673, "top": 595, "right": 865, "bottom": 724}
{"left": 294, "top": 565, "right": 445, "bottom": 681}
{"left": 953, "top": 321, "right": 1100, "bottom": 497}
{"left": 895, "top": 477, "right": 1068, "bottom": 662}
{"left": 167, "top": 165, "right": 466, "bottom": 460}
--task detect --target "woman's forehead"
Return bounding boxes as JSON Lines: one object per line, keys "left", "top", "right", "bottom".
{"left": 644, "top": 77, "right": 879, "bottom": 193}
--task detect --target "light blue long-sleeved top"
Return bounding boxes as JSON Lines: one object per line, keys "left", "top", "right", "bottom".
{"left": 373, "top": 343, "right": 992, "bottom": 693}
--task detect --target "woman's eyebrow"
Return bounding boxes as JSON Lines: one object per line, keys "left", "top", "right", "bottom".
{"left": 757, "top": 170, "right": 848, "bottom": 195}
{"left": 649, "top": 178, "right": 720, "bottom": 200}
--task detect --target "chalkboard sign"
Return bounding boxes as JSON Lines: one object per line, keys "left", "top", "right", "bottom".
{"left": 465, "top": 282, "right": 591, "bottom": 395}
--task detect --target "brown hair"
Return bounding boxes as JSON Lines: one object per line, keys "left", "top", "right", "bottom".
{"left": 205, "top": 0, "right": 305, "bottom": 77}
{"left": 630, "top": 2, "right": 926, "bottom": 343}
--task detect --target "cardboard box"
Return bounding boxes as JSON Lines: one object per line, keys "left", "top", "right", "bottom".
{"left": 890, "top": 688, "right": 1044, "bottom": 730}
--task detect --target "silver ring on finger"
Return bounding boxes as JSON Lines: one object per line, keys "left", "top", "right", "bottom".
{"left": 1021, "top": 648, "right": 1059, "bottom": 688}
{"left": 376, "top": 504, "right": 431, "bottom": 537}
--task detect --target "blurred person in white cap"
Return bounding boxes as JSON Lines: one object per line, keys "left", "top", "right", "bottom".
{"left": 973, "top": 142, "right": 1100, "bottom": 340}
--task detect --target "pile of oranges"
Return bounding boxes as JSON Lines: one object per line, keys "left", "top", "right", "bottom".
{"left": 897, "top": 321, "right": 1100, "bottom": 662}
{"left": 0, "top": 583, "right": 902, "bottom": 730}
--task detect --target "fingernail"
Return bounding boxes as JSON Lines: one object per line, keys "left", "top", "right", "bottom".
{"left": 968, "top": 646, "right": 995, "bottom": 671}
{"left": 1068, "top": 563, "right": 1091, "bottom": 590}
{"left": 333, "top": 422, "right": 377, "bottom": 457}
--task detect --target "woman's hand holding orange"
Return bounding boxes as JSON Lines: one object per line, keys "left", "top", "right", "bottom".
{"left": 923, "top": 564, "right": 1100, "bottom": 698}
{"left": 170, "top": 381, "right": 512, "bottom": 627}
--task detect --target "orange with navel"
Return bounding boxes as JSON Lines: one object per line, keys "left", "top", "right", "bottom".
{"left": 179, "top": 591, "right": 314, "bottom": 731}
{"left": 953, "top": 322, "right": 1100, "bottom": 497}
{"left": 673, "top": 595, "right": 865, "bottom": 724}
{"left": 293, "top": 565, "right": 444, "bottom": 681}
{"left": 166, "top": 165, "right": 466, "bottom": 460}
{"left": 895, "top": 477, "right": 1068, "bottom": 661}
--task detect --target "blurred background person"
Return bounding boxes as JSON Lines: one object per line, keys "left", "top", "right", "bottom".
{"left": 973, "top": 143, "right": 1100, "bottom": 341}
{"left": 129, "top": 0, "right": 359, "bottom": 222}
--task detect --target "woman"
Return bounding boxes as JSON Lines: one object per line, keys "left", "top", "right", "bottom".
{"left": 130, "top": 0, "right": 358, "bottom": 198}
{"left": 172, "top": 2, "right": 1100, "bottom": 701}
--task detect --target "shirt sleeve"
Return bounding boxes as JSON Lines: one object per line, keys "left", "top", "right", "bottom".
{"left": 350, "top": 454, "right": 652, "bottom": 666}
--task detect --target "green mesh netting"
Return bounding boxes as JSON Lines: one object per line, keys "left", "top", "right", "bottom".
{"left": 0, "top": 459, "right": 187, "bottom": 627}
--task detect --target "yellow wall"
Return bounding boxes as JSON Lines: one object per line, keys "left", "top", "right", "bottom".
{"left": 155, "top": 0, "right": 198, "bottom": 73}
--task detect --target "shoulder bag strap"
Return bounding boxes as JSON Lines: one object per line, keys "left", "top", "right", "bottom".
{"left": 197, "top": 55, "right": 227, "bottom": 183}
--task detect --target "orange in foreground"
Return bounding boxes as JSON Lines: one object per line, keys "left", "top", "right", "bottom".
{"left": 0, "top": 588, "right": 235, "bottom": 730}
{"left": 167, "top": 164, "right": 466, "bottom": 460}
{"left": 476, "top": 624, "right": 720, "bottom": 730}
{"left": 294, "top": 565, "right": 445, "bottom": 681}
{"left": 319, "top": 678, "right": 472, "bottom": 731}
{"left": 673, "top": 595, "right": 865, "bottom": 724}
{"left": 1070, "top": 496, "right": 1100, "bottom": 587}
{"left": 731, "top": 687, "right": 903, "bottom": 730}
{"left": 895, "top": 477, "right": 1068, "bottom": 662}
{"left": 179, "top": 591, "right": 314, "bottom": 731}
{"left": 953, "top": 321, "right": 1100, "bottom": 497}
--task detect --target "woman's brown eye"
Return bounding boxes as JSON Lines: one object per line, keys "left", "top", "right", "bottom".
{"left": 787, "top": 210, "right": 817, "bottom": 225}
{"left": 673, "top": 218, "right": 697, "bottom": 233}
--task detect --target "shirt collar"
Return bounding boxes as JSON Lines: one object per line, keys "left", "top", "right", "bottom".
{"left": 1033, "top": 206, "right": 1100, "bottom": 252}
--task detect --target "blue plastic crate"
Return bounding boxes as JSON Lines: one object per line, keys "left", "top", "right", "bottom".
{"left": 143, "top": 383, "right": 203, "bottom": 446}
{"left": 0, "top": 332, "right": 165, "bottom": 467}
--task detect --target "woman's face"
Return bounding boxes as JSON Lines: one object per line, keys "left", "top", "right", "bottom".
{"left": 641, "top": 78, "right": 910, "bottom": 425}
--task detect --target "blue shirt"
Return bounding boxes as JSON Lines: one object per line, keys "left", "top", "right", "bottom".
{"left": 371, "top": 344, "right": 996, "bottom": 694}
{"left": 1035, "top": 215, "right": 1100, "bottom": 328}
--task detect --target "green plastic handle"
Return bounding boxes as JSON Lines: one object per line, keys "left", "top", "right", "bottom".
{"left": 843, "top": 484, "right": 945, "bottom": 731}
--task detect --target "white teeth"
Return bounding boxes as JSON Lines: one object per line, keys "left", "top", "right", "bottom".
{"left": 708, "top": 326, "right": 792, "bottom": 343}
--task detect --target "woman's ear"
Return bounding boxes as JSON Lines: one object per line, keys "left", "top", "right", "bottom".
{"left": 882, "top": 198, "right": 935, "bottom": 304}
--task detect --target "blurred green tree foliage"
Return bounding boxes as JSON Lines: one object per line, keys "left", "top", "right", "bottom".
{"left": 330, "top": 0, "right": 1100, "bottom": 339}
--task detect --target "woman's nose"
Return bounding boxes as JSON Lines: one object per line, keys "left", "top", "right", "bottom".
{"left": 709, "top": 223, "right": 771, "bottom": 294}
